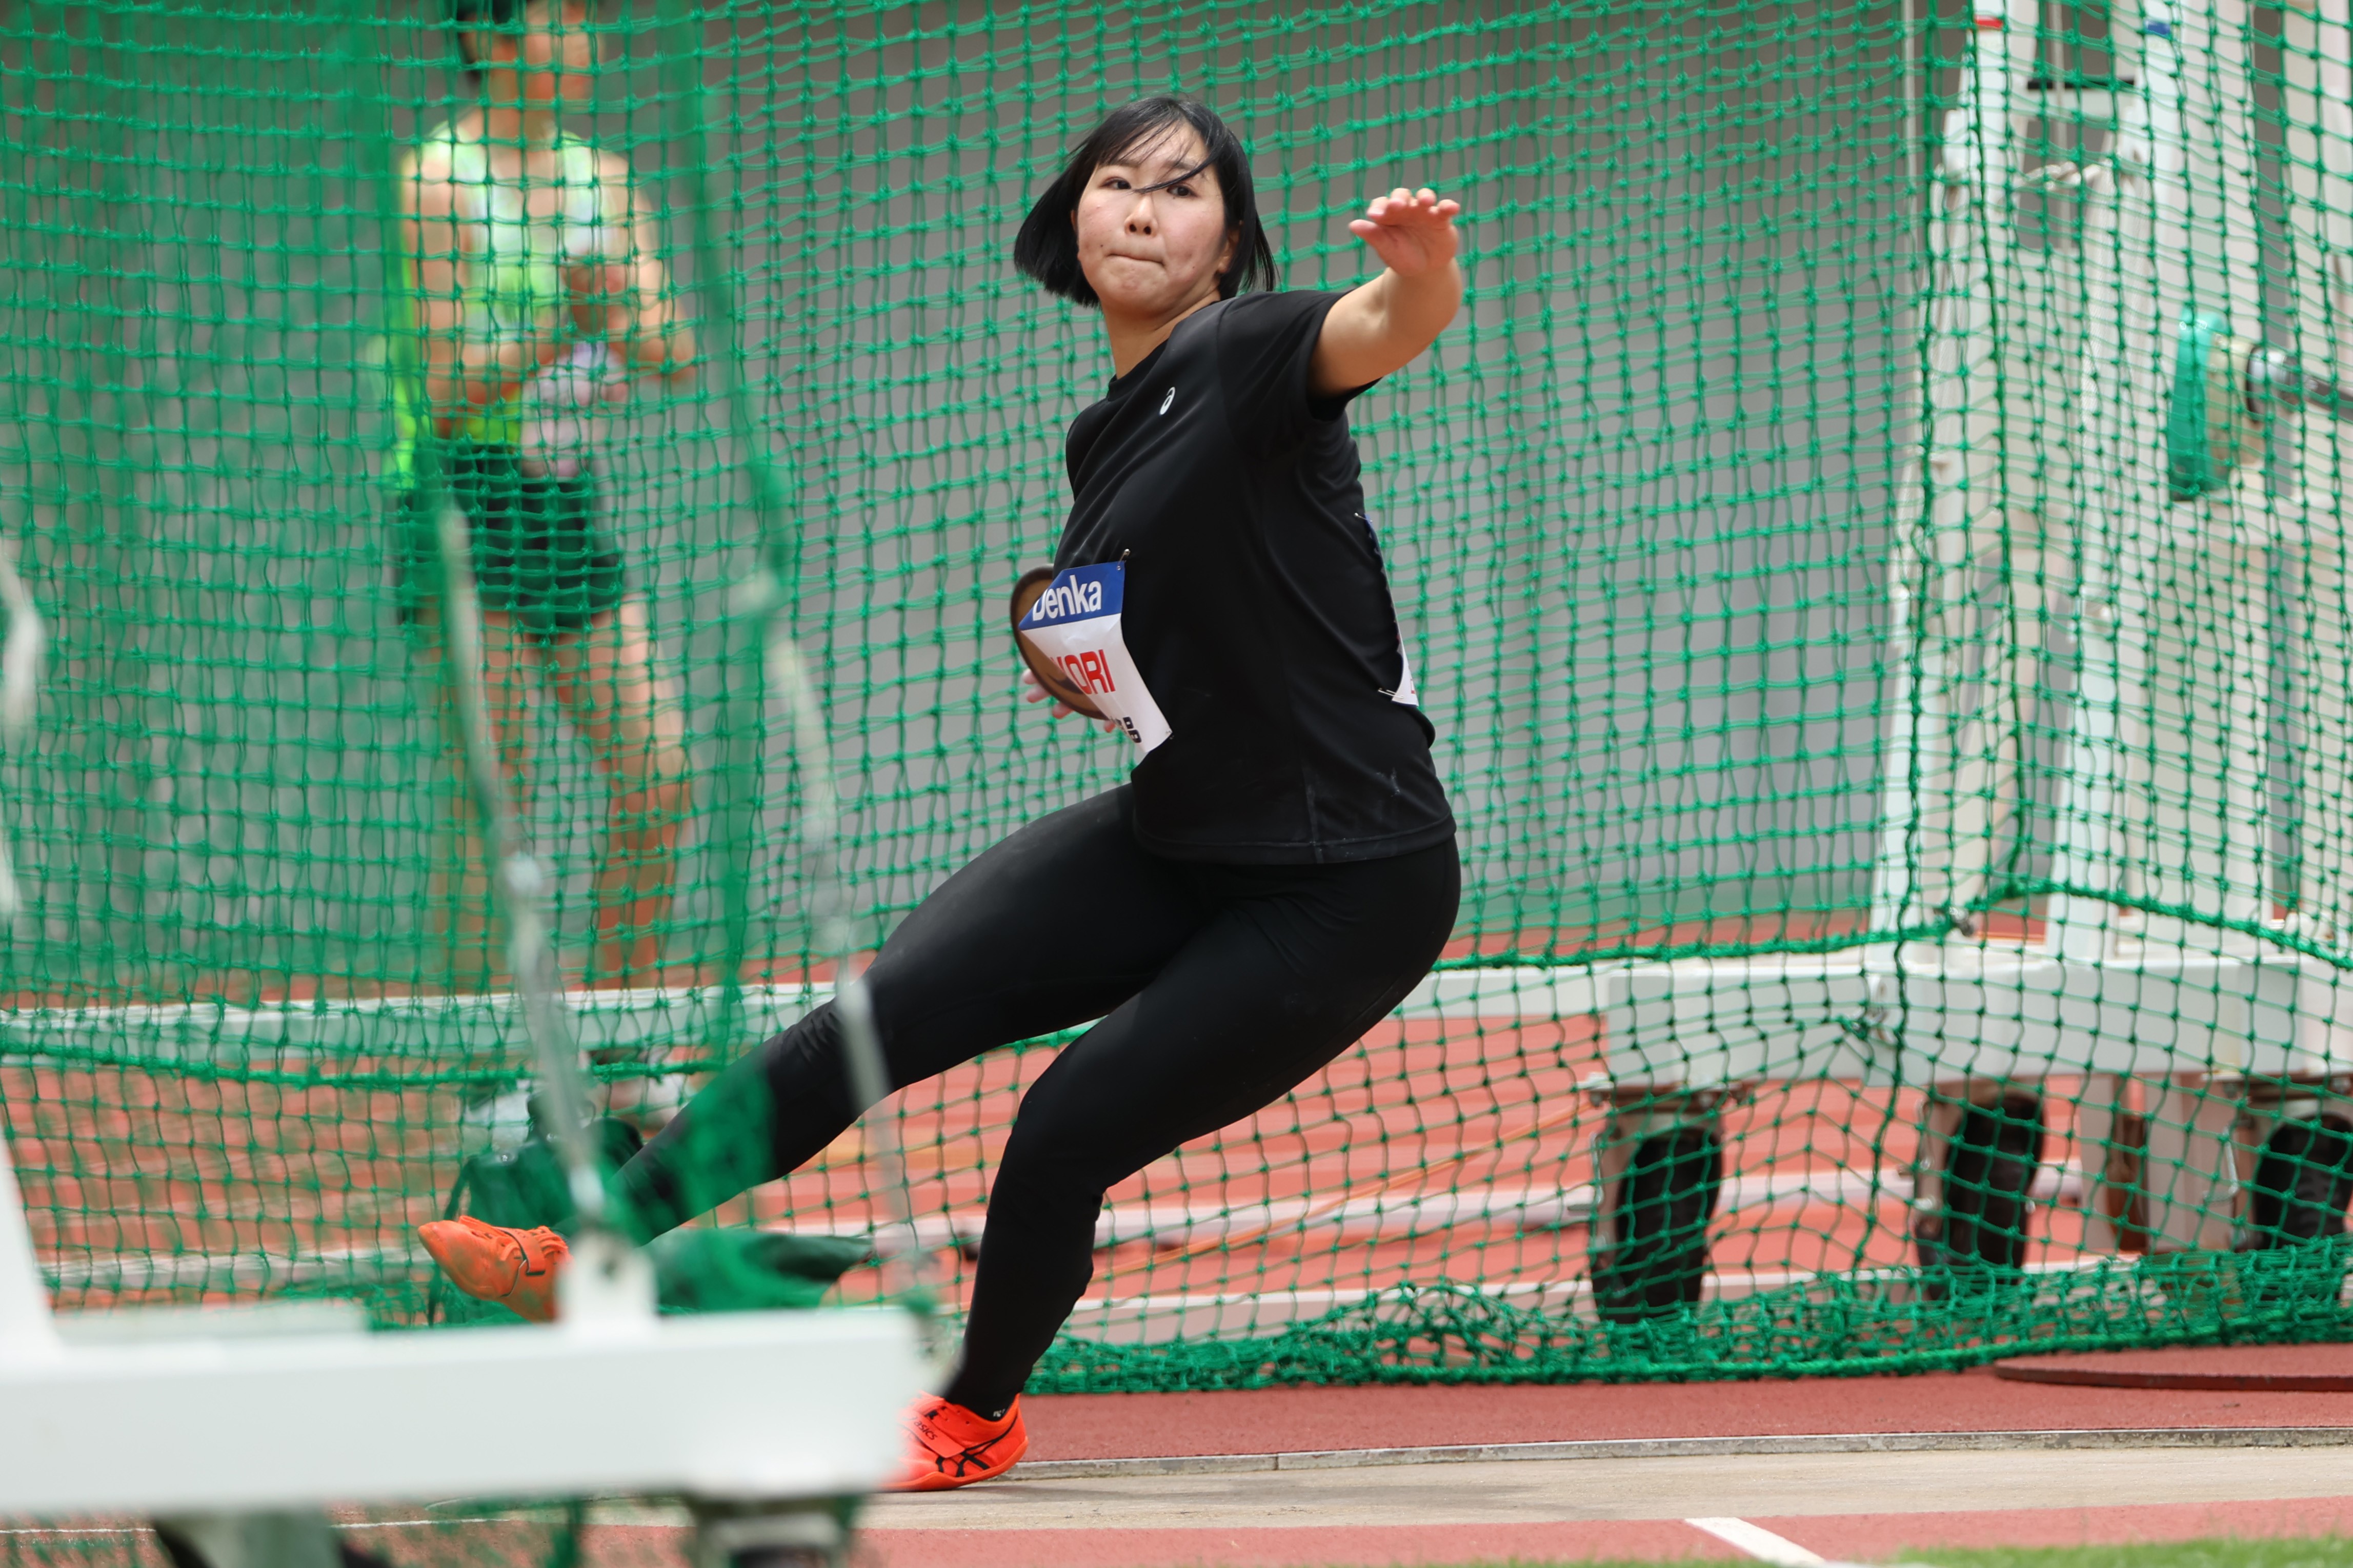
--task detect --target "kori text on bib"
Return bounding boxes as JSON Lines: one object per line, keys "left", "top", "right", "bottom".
{"left": 1017, "top": 561, "right": 1172, "bottom": 755}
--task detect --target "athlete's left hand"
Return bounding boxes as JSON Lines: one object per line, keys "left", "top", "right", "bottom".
{"left": 1347, "top": 188, "right": 1461, "bottom": 279}
{"left": 571, "top": 261, "right": 636, "bottom": 340}
{"left": 1020, "top": 668, "right": 1075, "bottom": 719}
{"left": 1021, "top": 670, "right": 1122, "bottom": 735}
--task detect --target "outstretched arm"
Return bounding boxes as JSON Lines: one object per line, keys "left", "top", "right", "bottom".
{"left": 1310, "top": 187, "right": 1463, "bottom": 399}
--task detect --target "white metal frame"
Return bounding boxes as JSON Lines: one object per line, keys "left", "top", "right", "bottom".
{"left": 0, "top": 1117, "right": 924, "bottom": 1546}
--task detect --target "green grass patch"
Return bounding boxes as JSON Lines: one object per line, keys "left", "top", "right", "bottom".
{"left": 1891, "top": 1538, "right": 2353, "bottom": 1568}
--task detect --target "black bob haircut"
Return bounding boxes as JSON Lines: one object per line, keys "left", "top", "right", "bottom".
{"left": 445, "top": 0, "right": 588, "bottom": 78}
{"left": 1013, "top": 97, "right": 1280, "bottom": 306}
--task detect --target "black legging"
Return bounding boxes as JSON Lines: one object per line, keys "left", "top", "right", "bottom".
{"left": 615, "top": 785, "right": 1459, "bottom": 1414}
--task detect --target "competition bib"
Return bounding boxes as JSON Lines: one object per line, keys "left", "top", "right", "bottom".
{"left": 1356, "top": 512, "right": 1422, "bottom": 709}
{"left": 1390, "top": 647, "right": 1420, "bottom": 708}
{"left": 1012, "top": 561, "right": 1172, "bottom": 755}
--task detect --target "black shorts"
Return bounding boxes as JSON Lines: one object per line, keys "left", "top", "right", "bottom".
{"left": 394, "top": 441, "right": 627, "bottom": 639}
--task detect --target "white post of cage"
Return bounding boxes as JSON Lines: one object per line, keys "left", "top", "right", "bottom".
{"left": 0, "top": 624, "right": 922, "bottom": 1563}
{"left": 0, "top": 1103, "right": 924, "bottom": 1568}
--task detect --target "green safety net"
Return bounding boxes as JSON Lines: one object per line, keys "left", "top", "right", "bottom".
{"left": 5, "top": 0, "right": 2353, "bottom": 1472}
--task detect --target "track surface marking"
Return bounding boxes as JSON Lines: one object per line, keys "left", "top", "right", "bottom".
{"left": 1686, "top": 1517, "right": 1831, "bottom": 1564}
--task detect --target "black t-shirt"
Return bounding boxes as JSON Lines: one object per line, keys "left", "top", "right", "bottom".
{"left": 1051, "top": 289, "right": 1456, "bottom": 864}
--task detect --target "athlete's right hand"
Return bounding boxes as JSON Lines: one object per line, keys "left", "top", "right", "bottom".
{"left": 434, "top": 332, "right": 568, "bottom": 435}
{"left": 1021, "top": 670, "right": 1122, "bottom": 734}
{"left": 571, "top": 260, "right": 636, "bottom": 342}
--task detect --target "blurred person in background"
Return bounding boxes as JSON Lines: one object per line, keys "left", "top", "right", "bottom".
{"left": 391, "top": 0, "right": 696, "bottom": 1011}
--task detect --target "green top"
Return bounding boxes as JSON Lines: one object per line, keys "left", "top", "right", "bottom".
{"left": 394, "top": 120, "right": 624, "bottom": 461}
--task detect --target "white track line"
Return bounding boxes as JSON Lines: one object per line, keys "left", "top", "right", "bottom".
{"left": 1686, "top": 1517, "right": 1831, "bottom": 1566}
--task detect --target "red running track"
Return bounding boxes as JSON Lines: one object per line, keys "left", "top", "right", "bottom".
{"left": 858, "top": 1499, "right": 2353, "bottom": 1568}
{"left": 853, "top": 1365, "right": 2353, "bottom": 1566}
{"left": 1018, "top": 1362, "right": 2353, "bottom": 1460}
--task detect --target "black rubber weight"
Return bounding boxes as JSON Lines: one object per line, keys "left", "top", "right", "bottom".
{"left": 1595, "top": 1126, "right": 1723, "bottom": 1323}
{"left": 2245, "top": 1114, "right": 2353, "bottom": 1247}
{"left": 1921, "top": 1092, "right": 2046, "bottom": 1275}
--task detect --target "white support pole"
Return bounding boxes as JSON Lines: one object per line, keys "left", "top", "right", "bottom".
{"left": 1880, "top": 0, "right": 2084, "bottom": 938}
{"left": 2053, "top": 0, "right": 2278, "bottom": 1243}
{"left": 2277, "top": 0, "right": 2353, "bottom": 954}
{"left": 2043, "top": 0, "right": 2167, "bottom": 962}
{"left": 2044, "top": 0, "right": 2276, "bottom": 966}
{"left": 0, "top": 1126, "right": 61, "bottom": 1359}
{"left": 2139, "top": 1072, "right": 2246, "bottom": 1249}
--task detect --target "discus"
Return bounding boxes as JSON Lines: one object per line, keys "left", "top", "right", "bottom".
{"left": 1009, "top": 565, "right": 1106, "bottom": 720}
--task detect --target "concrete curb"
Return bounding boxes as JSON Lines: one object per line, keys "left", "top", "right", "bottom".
{"left": 1009, "top": 1424, "right": 2353, "bottom": 1481}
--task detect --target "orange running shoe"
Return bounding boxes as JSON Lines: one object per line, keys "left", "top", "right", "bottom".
{"left": 418, "top": 1215, "right": 569, "bottom": 1323}
{"left": 881, "top": 1394, "right": 1028, "bottom": 1492}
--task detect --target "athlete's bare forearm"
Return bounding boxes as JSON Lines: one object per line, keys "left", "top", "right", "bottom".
{"left": 1347, "top": 259, "right": 1461, "bottom": 367}
{"left": 419, "top": 333, "right": 565, "bottom": 433}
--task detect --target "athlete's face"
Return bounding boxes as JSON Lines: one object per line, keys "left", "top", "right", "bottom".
{"left": 1074, "top": 127, "right": 1240, "bottom": 321}
{"left": 472, "top": 1, "right": 596, "bottom": 113}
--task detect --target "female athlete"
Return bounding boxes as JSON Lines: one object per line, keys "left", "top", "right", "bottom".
{"left": 420, "top": 95, "right": 1464, "bottom": 1492}
{"left": 397, "top": 0, "right": 695, "bottom": 993}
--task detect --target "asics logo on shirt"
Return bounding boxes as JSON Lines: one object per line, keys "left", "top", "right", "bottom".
{"left": 1158, "top": 388, "right": 1175, "bottom": 415}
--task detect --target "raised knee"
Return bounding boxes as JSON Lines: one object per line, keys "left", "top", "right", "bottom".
{"left": 994, "top": 1116, "right": 1122, "bottom": 1204}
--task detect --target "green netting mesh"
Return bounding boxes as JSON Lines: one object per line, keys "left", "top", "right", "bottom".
{"left": 5, "top": 0, "right": 2353, "bottom": 1474}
